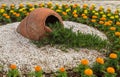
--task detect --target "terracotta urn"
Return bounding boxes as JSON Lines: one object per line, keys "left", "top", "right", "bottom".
{"left": 17, "top": 8, "right": 63, "bottom": 40}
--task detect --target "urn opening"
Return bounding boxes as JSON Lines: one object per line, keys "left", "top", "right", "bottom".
{"left": 45, "top": 15, "right": 59, "bottom": 26}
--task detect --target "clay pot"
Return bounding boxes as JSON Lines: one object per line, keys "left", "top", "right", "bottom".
{"left": 17, "top": 8, "right": 63, "bottom": 40}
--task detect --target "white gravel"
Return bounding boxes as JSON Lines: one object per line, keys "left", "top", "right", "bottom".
{"left": 0, "top": 21, "right": 106, "bottom": 73}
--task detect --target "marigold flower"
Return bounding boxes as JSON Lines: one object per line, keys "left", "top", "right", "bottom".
{"left": 110, "top": 16, "right": 114, "bottom": 19}
{"left": 81, "top": 59, "right": 89, "bottom": 65}
{"left": 115, "top": 15, "right": 119, "bottom": 18}
{"left": 27, "top": 3, "right": 33, "bottom": 7}
{"left": 96, "top": 57, "right": 104, "bottom": 64}
{"left": 116, "top": 22, "right": 120, "bottom": 26}
{"left": 29, "top": 8, "right": 35, "bottom": 11}
{"left": 83, "top": 4, "right": 88, "bottom": 9}
{"left": 5, "top": 15, "right": 10, "bottom": 19}
{"left": 110, "top": 27, "right": 116, "bottom": 31}
{"left": 81, "top": 14, "right": 86, "bottom": 17}
{"left": 19, "top": 3, "right": 24, "bottom": 8}
{"left": 13, "top": 12, "right": 17, "bottom": 15}
{"left": 83, "top": 15, "right": 88, "bottom": 19}
{"left": 84, "top": 68, "right": 93, "bottom": 76}
{"left": 10, "top": 4, "right": 15, "bottom": 7}
{"left": 109, "top": 53, "right": 117, "bottom": 59}
{"left": 56, "top": 9, "right": 61, "bottom": 12}
{"left": 99, "top": 21, "right": 104, "bottom": 24}
{"left": 107, "top": 67, "right": 115, "bottom": 74}
{"left": 10, "top": 10, "right": 14, "bottom": 13}
{"left": 62, "top": 12, "right": 67, "bottom": 16}
{"left": 92, "top": 15, "right": 97, "bottom": 19}
{"left": 10, "top": 64, "right": 17, "bottom": 70}
{"left": 0, "top": 9, "right": 5, "bottom": 13}
{"left": 35, "top": 66, "right": 42, "bottom": 72}
{"left": 72, "top": 10, "right": 77, "bottom": 15}
{"left": 3, "top": 13, "right": 7, "bottom": 17}
{"left": 108, "top": 20, "right": 112, "bottom": 24}
{"left": 73, "top": 14, "right": 78, "bottom": 18}
{"left": 104, "top": 22, "right": 111, "bottom": 26}
{"left": 59, "top": 67, "right": 65, "bottom": 72}
{"left": 100, "top": 17, "right": 106, "bottom": 21}
{"left": 99, "top": 6, "right": 104, "bottom": 11}
{"left": 15, "top": 13, "right": 20, "bottom": 17}
{"left": 107, "top": 13, "right": 111, "bottom": 16}
{"left": 1, "top": 4, "right": 6, "bottom": 7}
{"left": 91, "top": 19, "right": 96, "bottom": 23}
{"left": 115, "top": 32, "right": 120, "bottom": 37}
{"left": 84, "top": 10, "right": 88, "bottom": 14}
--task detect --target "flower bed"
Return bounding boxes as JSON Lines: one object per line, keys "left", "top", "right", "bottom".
{"left": 0, "top": 2, "right": 120, "bottom": 77}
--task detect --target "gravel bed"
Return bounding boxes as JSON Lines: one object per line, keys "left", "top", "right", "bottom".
{"left": 0, "top": 21, "right": 106, "bottom": 74}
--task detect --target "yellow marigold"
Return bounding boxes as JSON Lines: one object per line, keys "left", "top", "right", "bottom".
{"left": 29, "top": 8, "right": 35, "bottom": 11}
{"left": 84, "top": 68, "right": 93, "bottom": 76}
{"left": 62, "top": 12, "right": 67, "bottom": 16}
{"left": 110, "top": 27, "right": 116, "bottom": 31}
{"left": 35, "top": 66, "right": 42, "bottom": 72}
{"left": 115, "top": 15, "right": 119, "bottom": 18}
{"left": 115, "top": 32, "right": 120, "bottom": 37}
{"left": 59, "top": 67, "right": 65, "bottom": 72}
{"left": 66, "top": 9, "right": 71, "bottom": 12}
{"left": 92, "top": 15, "right": 97, "bottom": 19}
{"left": 110, "top": 16, "right": 115, "bottom": 19}
{"left": 0, "top": 9, "right": 5, "bottom": 13}
{"left": 107, "top": 13, "right": 111, "bottom": 17}
{"left": 56, "top": 9, "right": 61, "bottom": 12}
{"left": 96, "top": 57, "right": 104, "bottom": 64}
{"left": 99, "top": 6, "right": 104, "bottom": 11}
{"left": 100, "top": 17, "right": 106, "bottom": 21}
{"left": 10, "top": 64, "right": 17, "bottom": 70}
{"left": 10, "top": 10, "right": 14, "bottom": 13}
{"left": 109, "top": 53, "right": 117, "bottom": 59}
{"left": 5, "top": 15, "right": 10, "bottom": 19}
{"left": 74, "top": 14, "right": 78, "bottom": 18}
{"left": 81, "top": 59, "right": 89, "bottom": 65}
{"left": 83, "top": 15, "right": 88, "bottom": 19}
{"left": 91, "top": 19, "right": 96, "bottom": 23}
{"left": 107, "top": 7, "right": 111, "bottom": 12}
{"left": 102, "top": 14, "right": 106, "bottom": 18}
{"left": 99, "top": 21, "right": 104, "bottom": 24}
{"left": 107, "top": 67, "right": 115, "bottom": 74}
{"left": 116, "top": 22, "right": 120, "bottom": 26}
{"left": 84, "top": 10, "right": 88, "bottom": 14}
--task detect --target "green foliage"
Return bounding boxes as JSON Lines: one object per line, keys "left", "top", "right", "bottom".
{"left": 32, "top": 22, "right": 110, "bottom": 52}
{"left": 56, "top": 70, "right": 67, "bottom": 77}
{"left": 7, "top": 69, "right": 20, "bottom": 77}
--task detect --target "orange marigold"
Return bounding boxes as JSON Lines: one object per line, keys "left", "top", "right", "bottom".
{"left": 5, "top": 15, "right": 10, "bottom": 19}
{"left": 83, "top": 4, "right": 88, "bottom": 9}
{"left": 99, "top": 21, "right": 104, "bottom": 24}
{"left": 96, "top": 57, "right": 104, "bottom": 64}
{"left": 15, "top": 13, "right": 20, "bottom": 17}
{"left": 81, "top": 14, "right": 86, "bottom": 17}
{"left": 107, "top": 67, "right": 115, "bottom": 74}
{"left": 110, "top": 27, "right": 116, "bottom": 31}
{"left": 3, "top": 13, "right": 8, "bottom": 17}
{"left": 19, "top": 3, "right": 24, "bottom": 8}
{"left": 73, "top": 14, "right": 78, "bottom": 18}
{"left": 104, "top": 22, "right": 111, "bottom": 26}
{"left": 62, "top": 12, "right": 67, "bottom": 16}
{"left": 84, "top": 68, "right": 93, "bottom": 76}
{"left": 81, "top": 59, "right": 89, "bottom": 65}
{"left": 35, "top": 65, "right": 42, "bottom": 72}
{"left": 100, "top": 17, "right": 106, "bottom": 21}
{"left": 109, "top": 53, "right": 117, "bottom": 59}
{"left": 91, "top": 19, "right": 96, "bottom": 23}
{"left": 116, "top": 22, "right": 120, "bottom": 26}
{"left": 83, "top": 15, "right": 88, "bottom": 19}
{"left": 115, "top": 32, "right": 120, "bottom": 36}
{"left": 10, "top": 64, "right": 17, "bottom": 70}
{"left": 92, "top": 15, "right": 97, "bottom": 19}
{"left": 59, "top": 67, "right": 65, "bottom": 72}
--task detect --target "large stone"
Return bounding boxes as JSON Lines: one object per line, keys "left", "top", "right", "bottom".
{"left": 17, "top": 8, "right": 63, "bottom": 40}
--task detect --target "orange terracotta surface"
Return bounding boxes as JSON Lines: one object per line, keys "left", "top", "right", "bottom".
{"left": 17, "top": 8, "right": 63, "bottom": 40}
